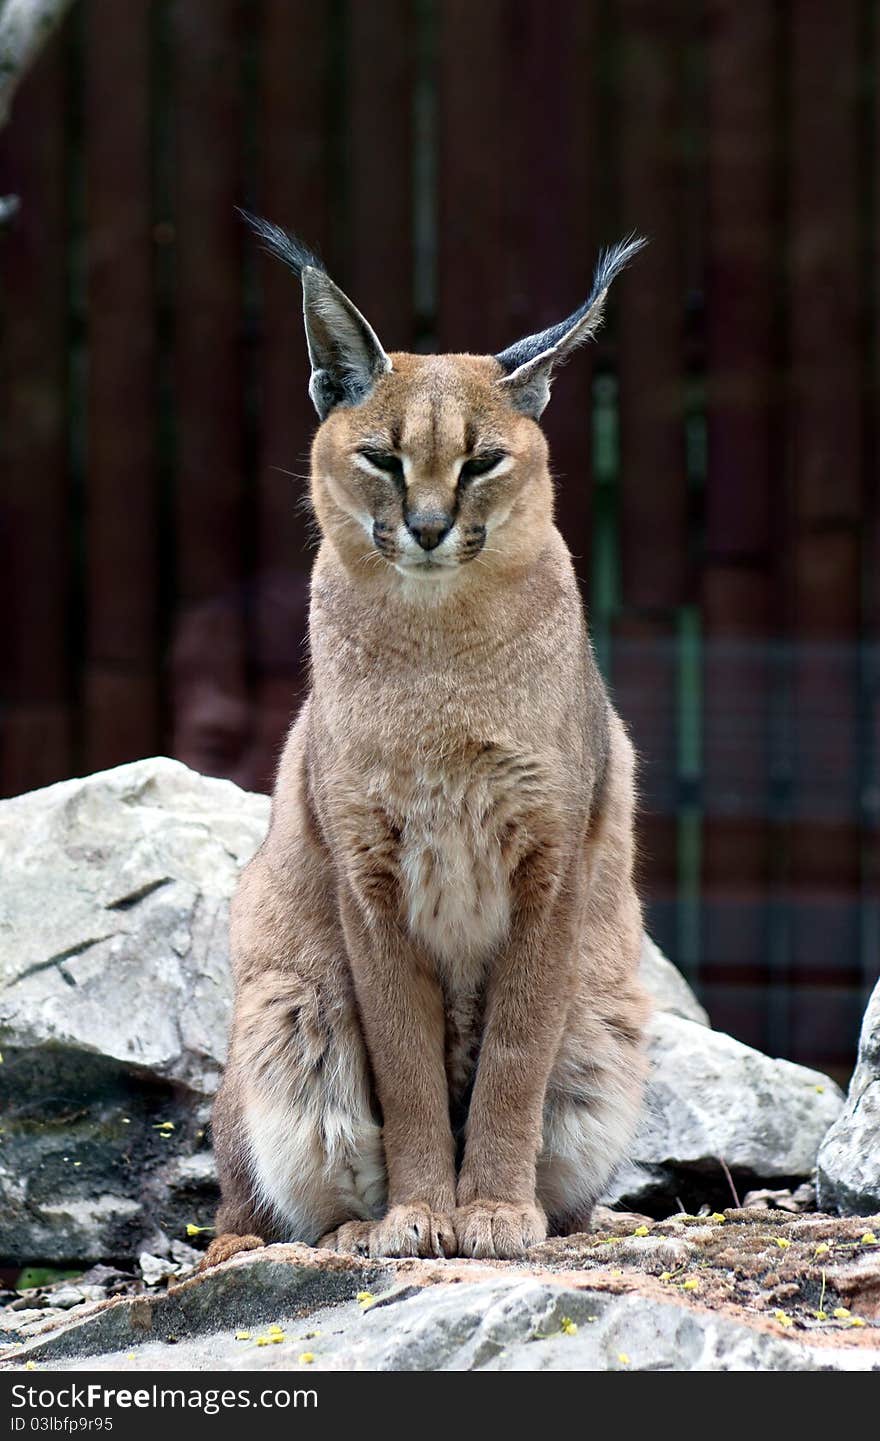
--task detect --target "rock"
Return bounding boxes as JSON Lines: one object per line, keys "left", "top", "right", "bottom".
{"left": 3, "top": 1240, "right": 879, "bottom": 1373}
{"left": 44, "top": 1286, "right": 105, "bottom": 1311}
{"left": 0, "top": 757, "right": 843, "bottom": 1262}
{"left": 603, "top": 1013, "right": 843, "bottom": 1210}
{"left": 0, "top": 758, "right": 269, "bottom": 1263}
{"left": 169, "top": 1240, "right": 202, "bottom": 1270}
{"left": 138, "top": 1253, "right": 180, "bottom": 1287}
{"left": 639, "top": 933, "right": 708, "bottom": 1026}
{"left": 817, "top": 979, "right": 880, "bottom": 1215}
{"left": 742, "top": 1184, "right": 815, "bottom": 1213}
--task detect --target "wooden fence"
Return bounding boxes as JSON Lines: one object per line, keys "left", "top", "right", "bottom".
{"left": 1, "top": 0, "right": 878, "bottom": 1074}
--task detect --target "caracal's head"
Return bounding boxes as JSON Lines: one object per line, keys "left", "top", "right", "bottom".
{"left": 245, "top": 214, "right": 644, "bottom": 588}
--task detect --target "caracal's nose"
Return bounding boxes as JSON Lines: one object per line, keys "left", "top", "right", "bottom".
{"left": 406, "top": 511, "right": 453, "bottom": 551}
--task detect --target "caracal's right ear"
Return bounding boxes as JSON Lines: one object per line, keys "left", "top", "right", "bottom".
{"left": 240, "top": 211, "right": 391, "bottom": 420}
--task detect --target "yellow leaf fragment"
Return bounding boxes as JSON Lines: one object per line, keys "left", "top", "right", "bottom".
{"left": 356, "top": 1290, "right": 376, "bottom": 1309}
{"left": 814, "top": 1311, "right": 828, "bottom": 1322}
{"left": 815, "top": 1085, "right": 825, "bottom": 1094}
{"left": 774, "top": 1237, "right": 791, "bottom": 1250}
{"left": 298, "top": 1352, "right": 315, "bottom": 1365}
{"left": 682, "top": 1278, "right": 699, "bottom": 1292}
{"left": 25, "top": 1362, "right": 36, "bottom": 1371}
{"left": 659, "top": 1272, "right": 672, "bottom": 1282}
{"left": 268, "top": 1324, "right": 284, "bottom": 1335}
{"left": 255, "top": 1337, "right": 269, "bottom": 1347}
{"left": 711, "top": 1213, "right": 727, "bottom": 1224}
{"left": 559, "top": 1316, "right": 578, "bottom": 1336}
{"left": 186, "top": 1223, "right": 214, "bottom": 1237}
{"left": 617, "top": 1353, "right": 630, "bottom": 1366}
{"left": 860, "top": 1232, "right": 877, "bottom": 1245}
{"left": 833, "top": 1307, "right": 850, "bottom": 1320}
{"left": 633, "top": 1225, "right": 649, "bottom": 1237}
{"left": 773, "top": 1310, "right": 793, "bottom": 1328}
{"left": 814, "top": 1243, "right": 830, "bottom": 1256}
{"left": 848, "top": 1317, "right": 866, "bottom": 1328}
{"left": 235, "top": 1331, "right": 251, "bottom": 1341}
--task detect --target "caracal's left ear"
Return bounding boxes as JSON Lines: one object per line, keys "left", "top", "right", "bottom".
{"left": 494, "top": 235, "right": 647, "bottom": 419}
{"left": 240, "top": 211, "right": 391, "bottom": 420}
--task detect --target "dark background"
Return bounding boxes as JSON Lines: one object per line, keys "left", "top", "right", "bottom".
{"left": 1, "top": 0, "right": 878, "bottom": 1078}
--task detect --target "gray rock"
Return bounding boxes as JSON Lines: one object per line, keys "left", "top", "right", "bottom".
{"left": 603, "top": 1012, "right": 843, "bottom": 1209}
{"left": 43, "top": 1285, "right": 105, "bottom": 1311}
{"left": 4, "top": 1247, "right": 878, "bottom": 1373}
{"left": 639, "top": 933, "right": 708, "bottom": 1026}
{"left": 138, "top": 1253, "right": 180, "bottom": 1287}
{"left": 0, "top": 758, "right": 268, "bottom": 1263}
{"left": 0, "top": 757, "right": 843, "bottom": 1262}
{"left": 817, "top": 979, "right": 880, "bottom": 1214}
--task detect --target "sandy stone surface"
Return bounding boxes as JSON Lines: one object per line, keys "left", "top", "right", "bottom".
{"left": 3, "top": 1209, "right": 879, "bottom": 1372}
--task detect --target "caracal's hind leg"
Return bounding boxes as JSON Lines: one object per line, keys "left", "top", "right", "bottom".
{"left": 537, "top": 1016, "right": 646, "bottom": 1235}
{"left": 211, "top": 733, "right": 387, "bottom": 1253}
{"left": 537, "top": 722, "right": 649, "bottom": 1235}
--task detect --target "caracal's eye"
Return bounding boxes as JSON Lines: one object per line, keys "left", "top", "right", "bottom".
{"left": 358, "top": 447, "right": 405, "bottom": 482}
{"left": 458, "top": 450, "right": 508, "bottom": 484}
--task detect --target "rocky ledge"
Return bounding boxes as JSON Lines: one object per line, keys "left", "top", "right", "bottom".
{"left": 2, "top": 1209, "right": 880, "bottom": 1372}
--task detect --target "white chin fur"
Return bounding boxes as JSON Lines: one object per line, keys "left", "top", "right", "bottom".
{"left": 393, "top": 559, "right": 458, "bottom": 578}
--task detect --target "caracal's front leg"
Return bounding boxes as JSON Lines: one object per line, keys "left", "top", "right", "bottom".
{"left": 455, "top": 847, "right": 581, "bottom": 1259}
{"left": 333, "top": 883, "right": 457, "bottom": 1258}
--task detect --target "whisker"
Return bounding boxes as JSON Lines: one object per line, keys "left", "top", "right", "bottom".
{"left": 270, "top": 465, "right": 312, "bottom": 483}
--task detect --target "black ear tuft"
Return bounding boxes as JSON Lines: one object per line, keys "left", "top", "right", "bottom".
{"left": 495, "top": 234, "right": 648, "bottom": 377}
{"left": 240, "top": 209, "right": 390, "bottom": 421}
{"left": 237, "top": 209, "right": 325, "bottom": 279}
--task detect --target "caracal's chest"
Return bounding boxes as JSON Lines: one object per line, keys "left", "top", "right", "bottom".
{"left": 371, "top": 741, "right": 547, "bottom": 979}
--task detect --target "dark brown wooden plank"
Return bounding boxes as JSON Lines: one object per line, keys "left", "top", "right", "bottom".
{"left": 508, "top": 0, "right": 597, "bottom": 577}
{"left": 615, "top": 0, "right": 687, "bottom": 611}
{"left": 172, "top": 0, "right": 245, "bottom": 607}
{"left": 870, "top": 0, "right": 880, "bottom": 1010}
{"left": 436, "top": 0, "right": 508, "bottom": 354}
{"left": 701, "top": 0, "right": 778, "bottom": 1047}
{"left": 610, "top": 613, "right": 679, "bottom": 954}
{"left": 84, "top": 0, "right": 158, "bottom": 770}
{"left": 704, "top": 0, "right": 776, "bottom": 562}
{"left": 437, "top": 0, "right": 597, "bottom": 572}
{"left": 257, "top": 0, "right": 332, "bottom": 579}
{"left": 612, "top": 0, "right": 687, "bottom": 955}
{"left": 248, "top": 0, "right": 335, "bottom": 788}
{"left": 168, "top": 0, "right": 249, "bottom": 781}
{"left": 347, "top": 0, "right": 415, "bottom": 349}
{"left": 701, "top": 569, "right": 774, "bottom": 1043}
{"left": 786, "top": 0, "right": 862, "bottom": 1000}
{"left": 0, "top": 33, "right": 71, "bottom": 796}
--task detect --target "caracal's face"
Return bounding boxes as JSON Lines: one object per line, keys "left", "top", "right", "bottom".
{"left": 311, "top": 353, "right": 550, "bottom": 583}
{"left": 243, "top": 215, "right": 643, "bottom": 583}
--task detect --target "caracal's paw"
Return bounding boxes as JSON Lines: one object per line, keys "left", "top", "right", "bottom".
{"left": 316, "top": 1220, "right": 375, "bottom": 1255}
{"left": 453, "top": 1201, "right": 547, "bottom": 1259}
{"left": 322, "top": 1206, "right": 455, "bottom": 1258}
{"left": 369, "top": 1204, "right": 456, "bottom": 1258}
{"left": 199, "top": 1232, "right": 265, "bottom": 1271}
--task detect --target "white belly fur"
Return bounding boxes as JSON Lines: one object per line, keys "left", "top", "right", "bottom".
{"left": 398, "top": 767, "right": 514, "bottom": 975}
